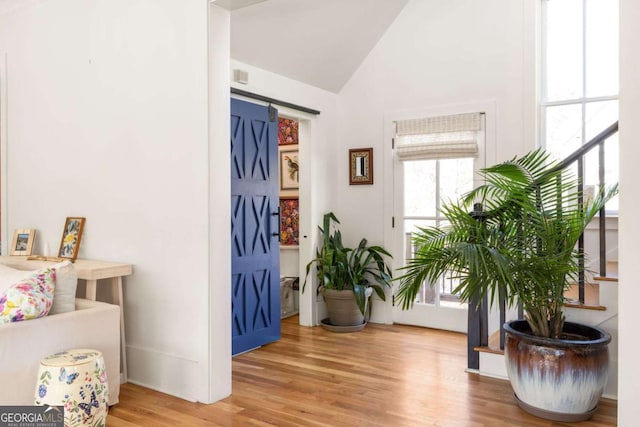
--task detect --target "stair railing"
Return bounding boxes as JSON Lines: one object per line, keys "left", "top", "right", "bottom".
{"left": 467, "top": 121, "right": 618, "bottom": 370}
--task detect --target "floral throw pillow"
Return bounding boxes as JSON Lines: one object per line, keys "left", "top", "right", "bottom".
{"left": 0, "top": 268, "right": 56, "bottom": 324}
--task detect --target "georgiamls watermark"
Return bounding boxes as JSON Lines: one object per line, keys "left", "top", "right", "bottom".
{"left": 0, "top": 405, "right": 63, "bottom": 427}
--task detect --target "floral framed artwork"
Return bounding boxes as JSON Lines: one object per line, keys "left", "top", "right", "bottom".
{"left": 279, "top": 198, "right": 299, "bottom": 246}
{"left": 278, "top": 117, "right": 299, "bottom": 145}
{"left": 10, "top": 229, "right": 36, "bottom": 256}
{"left": 349, "top": 147, "right": 373, "bottom": 185}
{"left": 279, "top": 145, "right": 299, "bottom": 197}
{"left": 58, "top": 217, "right": 86, "bottom": 260}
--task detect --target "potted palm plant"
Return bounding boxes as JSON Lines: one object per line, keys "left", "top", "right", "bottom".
{"left": 304, "top": 212, "right": 392, "bottom": 330}
{"left": 395, "top": 149, "right": 618, "bottom": 421}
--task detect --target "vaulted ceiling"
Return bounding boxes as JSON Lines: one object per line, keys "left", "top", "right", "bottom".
{"left": 0, "top": 0, "right": 409, "bottom": 94}
{"left": 0, "top": 0, "right": 43, "bottom": 16}
{"left": 230, "top": 0, "right": 409, "bottom": 93}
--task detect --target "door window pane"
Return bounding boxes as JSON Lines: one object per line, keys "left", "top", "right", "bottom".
{"left": 404, "top": 160, "right": 436, "bottom": 217}
{"left": 439, "top": 158, "right": 474, "bottom": 209}
{"left": 403, "top": 157, "right": 474, "bottom": 306}
{"left": 403, "top": 219, "right": 437, "bottom": 305}
{"left": 404, "top": 219, "right": 436, "bottom": 262}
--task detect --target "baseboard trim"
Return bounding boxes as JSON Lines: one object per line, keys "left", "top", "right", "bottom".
{"left": 126, "top": 344, "right": 202, "bottom": 403}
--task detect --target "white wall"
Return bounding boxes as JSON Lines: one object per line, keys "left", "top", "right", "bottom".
{"left": 279, "top": 249, "right": 299, "bottom": 277}
{"left": 229, "top": 59, "right": 339, "bottom": 325}
{"left": 0, "top": 0, "right": 217, "bottom": 402}
{"left": 207, "top": 3, "right": 232, "bottom": 403}
{"left": 335, "top": 0, "right": 536, "bottom": 322}
{"left": 618, "top": 0, "right": 640, "bottom": 423}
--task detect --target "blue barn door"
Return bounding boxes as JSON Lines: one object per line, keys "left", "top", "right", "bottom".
{"left": 231, "top": 98, "right": 280, "bottom": 355}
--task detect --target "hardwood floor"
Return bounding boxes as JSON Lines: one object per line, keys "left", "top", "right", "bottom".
{"left": 107, "top": 316, "right": 617, "bottom": 426}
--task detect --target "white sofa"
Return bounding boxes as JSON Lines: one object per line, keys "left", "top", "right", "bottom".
{"left": 0, "top": 265, "right": 121, "bottom": 406}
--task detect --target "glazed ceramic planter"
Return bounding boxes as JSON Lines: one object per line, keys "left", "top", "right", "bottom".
{"left": 504, "top": 320, "right": 610, "bottom": 422}
{"left": 322, "top": 287, "right": 372, "bottom": 326}
{"left": 35, "top": 349, "right": 109, "bottom": 427}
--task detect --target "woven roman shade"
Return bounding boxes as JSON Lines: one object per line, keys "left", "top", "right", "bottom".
{"left": 395, "top": 113, "right": 482, "bottom": 161}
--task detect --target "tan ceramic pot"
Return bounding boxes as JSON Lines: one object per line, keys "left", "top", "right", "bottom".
{"left": 322, "top": 287, "right": 372, "bottom": 326}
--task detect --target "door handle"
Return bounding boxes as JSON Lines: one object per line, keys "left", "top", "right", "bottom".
{"left": 272, "top": 207, "right": 281, "bottom": 242}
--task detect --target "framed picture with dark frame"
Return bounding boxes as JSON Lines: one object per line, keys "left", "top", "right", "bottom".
{"left": 58, "top": 217, "right": 86, "bottom": 260}
{"left": 349, "top": 147, "right": 373, "bottom": 185}
{"left": 10, "top": 229, "right": 36, "bottom": 256}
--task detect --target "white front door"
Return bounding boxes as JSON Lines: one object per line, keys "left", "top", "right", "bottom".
{"left": 389, "top": 112, "right": 487, "bottom": 333}
{"left": 392, "top": 157, "right": 473, "bottom": 332}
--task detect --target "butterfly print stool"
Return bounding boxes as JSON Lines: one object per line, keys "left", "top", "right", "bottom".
{"left": 34, "top": 349, "right": 109, "bottom": 427}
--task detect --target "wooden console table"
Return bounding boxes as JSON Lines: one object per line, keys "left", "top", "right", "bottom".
{"left": 0, "top": 256, "right": 133, "bottom": 382}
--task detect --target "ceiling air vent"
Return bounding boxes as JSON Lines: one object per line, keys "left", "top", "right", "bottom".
{"left": 212, "top": 0, "right": 268, "bottom": 11}
{"left": 233, "top": 69, "right": 249, "bottom": 85}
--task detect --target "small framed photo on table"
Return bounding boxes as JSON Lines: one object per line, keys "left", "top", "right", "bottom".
{"left": 10, "top": 229, "right": 35, "bottom": 256}
{"left": 58, "top": 217, "right": 86, "bottom": 260}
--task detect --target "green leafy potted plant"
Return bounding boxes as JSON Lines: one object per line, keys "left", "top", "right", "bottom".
{"left": 395, "top": 149, "right": 618, "bottom": 421}
{"left": 304, "top": 212, "right": 393, "bottom": 329}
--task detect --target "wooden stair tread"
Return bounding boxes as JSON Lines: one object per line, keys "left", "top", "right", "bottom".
{"left": 563, "top": 301, "right": 607, "bottom": 311}
{"left": 564, "top": 282, "right": 601, "bottom": 307}
{"left": 594, "top": 261, "right": 618, "bottom": 282}
{"left": 474, "top": 346, "right": 504, "bottom": 355}
{"left": 474, "top": 331, "right": 504, "bottom": 355}
{"left": 594, "top": 275, "right": 618, "bottom": 282}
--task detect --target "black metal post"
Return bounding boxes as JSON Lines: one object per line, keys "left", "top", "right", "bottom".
{"left": 499, "top": 292, "right": 506, "bottom": 350}
{"left": 467, "top": 203, "right": 489, "bottom": 369}
{"left": 577, "top": 157, "right": 585, "bottom": 303}
{"left": 599, "top": 141, "right": 607, "bottom": 277}
{"left": 467, "top": 296, "right": 481, "bottom": 370}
